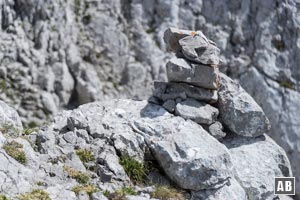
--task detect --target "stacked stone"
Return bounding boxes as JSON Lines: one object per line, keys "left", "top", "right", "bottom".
{"left": 150, "top": 28, "right": 226, "bottom": 139}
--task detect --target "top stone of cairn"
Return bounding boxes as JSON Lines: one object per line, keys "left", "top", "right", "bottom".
{"left": 164, "top": 27, "right": 220, "bottom": 65}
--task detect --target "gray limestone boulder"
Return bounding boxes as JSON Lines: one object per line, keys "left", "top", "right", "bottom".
{"left": 148, "top": 119, "right": 233, "bottom": 191}
{"left": 218, "top": 73, "right": 271, "bottom": 137}
{"left": 166, "top": 57, "right": 219, "bottom": 89}
{"left": 179, "top": 35, "right": 220, "bottom": 65}
{"left": 224, "top": 134, "right": 292, "bottom": 200}
{"left": 175, "top": 99, "right": 219, "bottom": 125}
{"left": 71, "top": 100, "right": 232, "bottom": 191}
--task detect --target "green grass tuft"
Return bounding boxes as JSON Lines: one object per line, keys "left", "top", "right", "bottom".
{"left": 64, "top": 166, "right": 89, "bottom": 184}
{"left": 23, "top": 127, "right": 38, "bottom": 135}
{"left": 3, "top": 141, "right": 27, "bottom": 164}
{"left": 18, "top": 189, "right": 51, "bottom": 200}
{"left": 72, "top": 185, "right": 98, "bottom": 196}
{"left": 119, "top": 155, "right": 148, "bottom": 184}
{"left": 36, "top": 181, "right": 46, "bottom": 186}
{"left": 280, "top": 81, "right": 294, "bottom": 89}
{"left": 151, "top": 186, "right": 186, "bottom": 200}
{"left": 106, "top": 187, "right": 137, "bottom": 200}
{"left": 0, "top": 123, "right": 20, "bottom": 136}
{"left": 0, "top": 80, "right": 7, "bottom": 92}
{"left": 76, "top": 149, "right": 95, "bottom": 163}
{"left": 103, "top": 190, "right": 110, "bottom": 197}
{"left": 0, "top": 194, "right": 9, "bottom": 200}
{"left": 27, "top": 121, "right": 38, "bottom": 129}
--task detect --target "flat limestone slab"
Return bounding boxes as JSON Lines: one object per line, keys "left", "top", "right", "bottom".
{"left": 166, "top": 57, "right": 219, "bottom": 89}
{"left": 175, "top": 98, "right": 219, "bottom": 125}
{"left": 153, "top": 81, "right": 218, "bottom": 103}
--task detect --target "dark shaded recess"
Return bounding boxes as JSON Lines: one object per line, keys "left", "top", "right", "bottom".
{"left": 120, "top": 0, "right": 132, "bottom": 21}
{"left": 82, "top": 14, "right": 91, "bottom": 25}
{"left": 67, "top": 88, "right": 81, "bottom": 110}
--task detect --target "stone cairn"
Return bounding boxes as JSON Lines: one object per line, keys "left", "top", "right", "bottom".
{"left": 149, "top": 27, "right": 224, "bottom": 139}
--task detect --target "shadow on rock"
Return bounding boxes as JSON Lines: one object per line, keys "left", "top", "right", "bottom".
{"left": 140, "top": 103, "right": 168, "bottom": 119}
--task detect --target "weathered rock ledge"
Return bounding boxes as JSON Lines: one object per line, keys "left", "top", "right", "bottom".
{"left": 0, "top": 99, "right": 292, "bottom": 200}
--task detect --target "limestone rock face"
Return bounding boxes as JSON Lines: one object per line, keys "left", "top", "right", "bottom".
{"left": 218, "top": 73, "right": 271, "bottom": 137}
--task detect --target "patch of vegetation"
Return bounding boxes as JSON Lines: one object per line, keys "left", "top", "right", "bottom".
{"left": 103, "top": 190, "right": 110, "bottom": 197}
{"left": 23, "top": 121, "right": 38, "bottom": 136}
{"left": 146, "top": 27, "right": 156, "bottom": 34}
{"left": 112, "top": 82, "right": 119, "bottom": 90}
{"left": 0, "top": 195, "right": 9, "bottom": 200}
{"left": 48, "top": 155, "right": 67, "bottom": 164}
{"left": 105, "top": 187, "right": 137, "bottom": 200}
{"left": 119, "top": 155, "right": 148, "bottom": 184}
{"left": 36, "top": 181, "right": 47, "bottom": 186}
{"left": 117, "top": 187, "right": 137, "bottom": 196}
{"left": 18, "top": 189, "right": 51, "bottom": 200}
{"left": 72, "top": 185, "right": 98, "bottom": 196}
{"left": 155, "top": 39, "right": 161, "bottom": 48}
{"left": 76, "top": 149, "right": 95, "bottom": 163}
{"left": 3, "top": 141, "right": 27, "bottom": 164}
{"left": 51, "top": 26, "right": 58, "bottom": 32}
{"left": 27, "top": 121, "right": 38, "bottom": 129}
{"left": 280, "top": 81, "right": 294, "bottom": 89}
{"left": 74, "top": 0, "right": 81, "bottom": 22}
{"left": 272, "top": 39, "right": 285, "bottom": 51}
{"left": 64, "top": 166, "right": 89, "bottom": 184}
{"left": 150, "top": 186, "right": 186, "bottom": 200}
{"left": 0, "top": 123, "right": 20, "bottom": 136}
{"left": 0, "top": 80, "right": 7, "bottom": 92}
{"left": 23, "top": 127, "right": 38, "bottom": 135}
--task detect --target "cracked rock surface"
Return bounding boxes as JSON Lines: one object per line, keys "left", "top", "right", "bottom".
{"left": 0, "top": 99, "right": 293, "bottom": 200}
